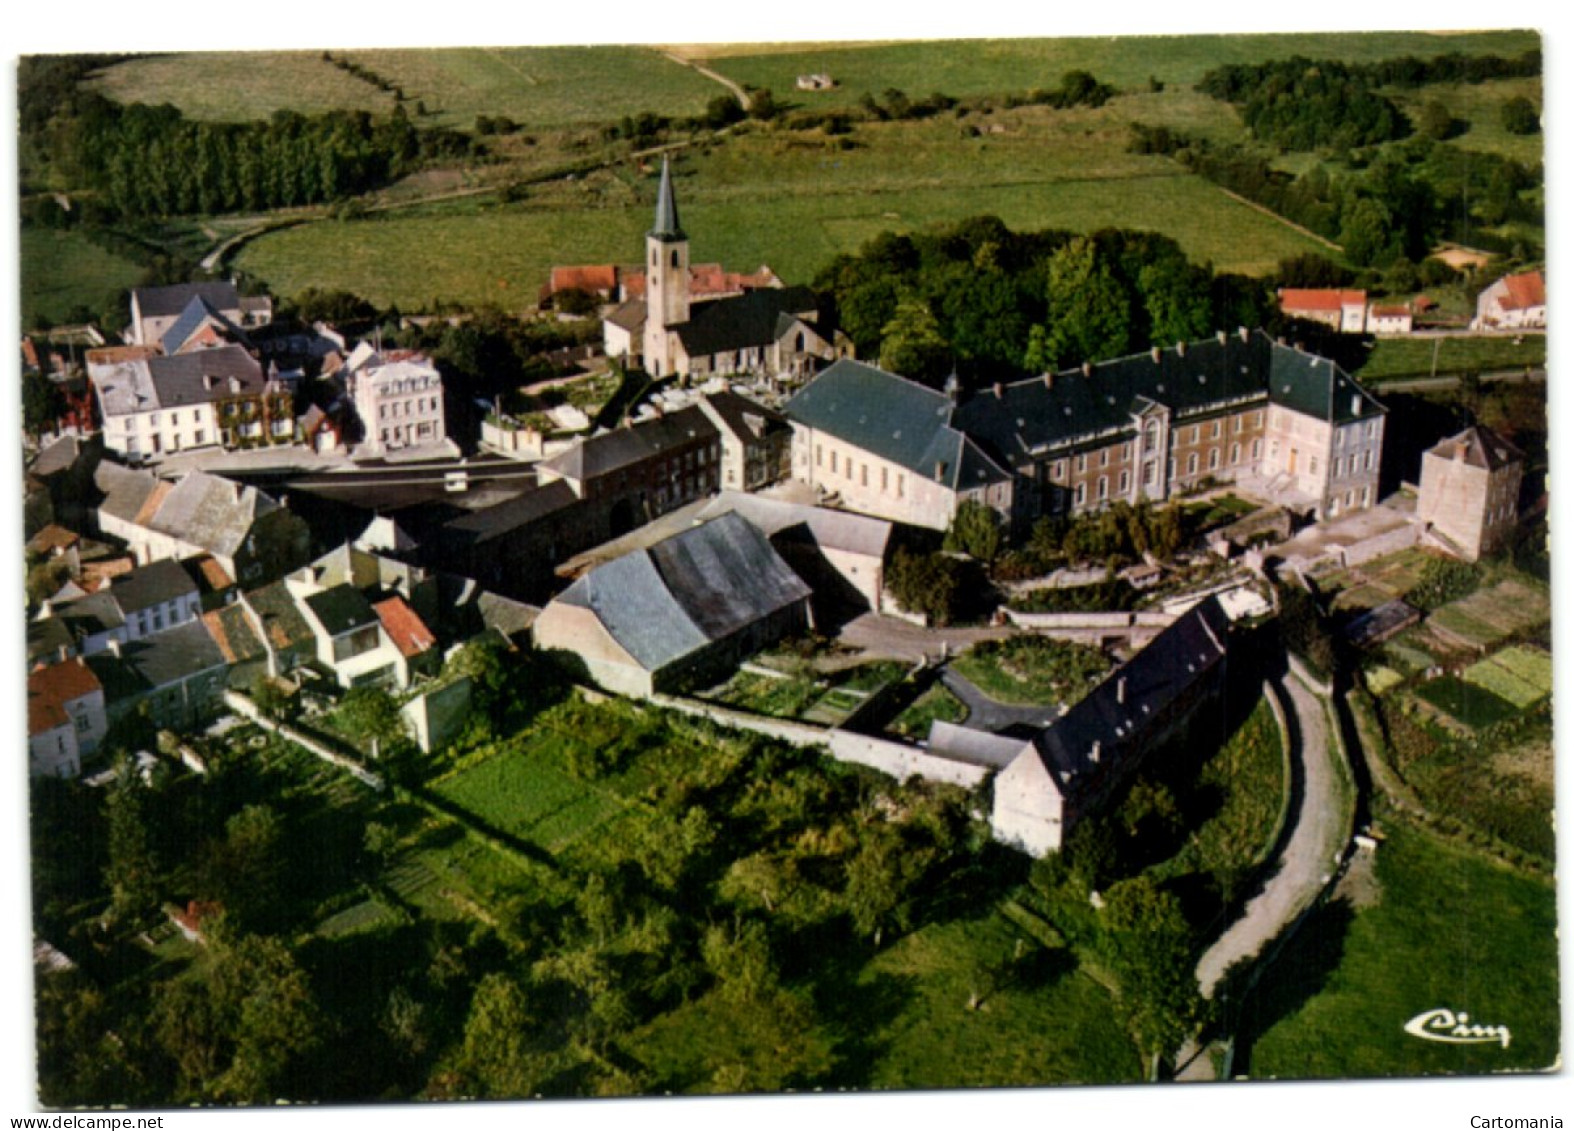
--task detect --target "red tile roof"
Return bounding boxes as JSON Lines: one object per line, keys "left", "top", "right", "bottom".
{"left": 1279, "top": 288, "right": 1367, "bottom": 312}
{"left": 1369, "top": 303, "right": 1411, "bottom": 318}
{"left": 28, "top": 658, "right": 102, "bottom": 736}
{"left": 372, "top": 596, "right": 436, "bottom": 658}
{"left": 1499, "top": 270, "right": 1545, "bottom": 311}
{"left": 549, "top": 265, "right": 620, "bottom": 297}
{"left": 26, "top": 525, "right": 81, "bottom": 556}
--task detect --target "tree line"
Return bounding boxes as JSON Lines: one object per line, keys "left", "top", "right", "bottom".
{"left": 25, "top": 87, "right": 471, "bottom": 222}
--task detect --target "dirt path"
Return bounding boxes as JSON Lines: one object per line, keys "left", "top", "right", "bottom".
{"left": 660, "top": 49, "right": 751, "bottom": 112}
{"left": 1214, "top": 186, "right": 1344, "bottom": 253}
{"left": 1194, "top": 674, "right": 1351, "bottom": 997}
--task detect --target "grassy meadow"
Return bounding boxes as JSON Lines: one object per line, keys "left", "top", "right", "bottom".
{"left": 19, "top": 226, "right": 144, "bottom": 327}
{"left": 1239, "top": 820, "right": 1558, "bottom": 1078}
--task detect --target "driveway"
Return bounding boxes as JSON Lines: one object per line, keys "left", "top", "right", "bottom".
{"left": 1194, "top": 674, "right": 1351, "bottom": 997}
{"left": 832, "top": 611, "right": 1019, "bottom": 665}
{"left": 938, "top": 667, "right": 1061, "bottom": 734}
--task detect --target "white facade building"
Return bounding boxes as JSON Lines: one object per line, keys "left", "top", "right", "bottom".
{"left": 346, "top": 345, "right": 447, "bottom": 455}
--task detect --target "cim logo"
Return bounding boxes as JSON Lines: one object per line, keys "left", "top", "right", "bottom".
{"left": 1404, "top": 1008, "right": 1512, "bottom": 1049}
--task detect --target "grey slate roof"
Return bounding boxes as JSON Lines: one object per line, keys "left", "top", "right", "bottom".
{"left": 93, "top": 461, "right": 161, "bottom": 523}
{"left": 605, "top": 300, "right": 646, "bottom": 333}
{"left": 29, "top": 435, "right": 88, "bottom": 479}
{"left": 442, "top": 480, "right": 580, "bottom": 545}
{"left": 28, "top": 617, "right": 75, "bottom": 664}
{"left": 556, "top": 511, "right": 810, "bottom": 672}
{"left": 132, "top": 282, "right": 241, "bottom": 320}
{"left": 54, "top": 592, "right": 125, "bottom": 639}
{"left": 145, "top": 471, "right": 281, "bottom": 558}
{"left": 538, "top": 406, "right": 719, "bottom": 483}
{"left": 697, "top": 491, "right": 892, "bottom": 559}
{"left": 160, "top": 296, "right": 247, "bottom": 354}
{"left": 674, "top": 287, "right": 820, "bottom": 359}
{"left": 304, "top": 584, "right": 379, "bottom": 636}
{"left": 649, "top": 156, "right": 685, "bottom": 242}
{"left": 1426, "top": 424, "right": 1523, "bottom": 471}
{"left": 244, "top": 582, "right": 316, "bottom": 652}
{"left": 85, "top": 618, "right": 227, "bottom": 699}
{"left": 90, "top": 345, "right": 264, "bottom": 416}
{"left": 103, "top": 558, "right": 198, "bottom": 615}
{"left": 791, "top": 332, "right": 1381, "bottom": 480}
{"left": 783, "top": 359, "right": 1013, "bottom": 490}
{"left": 1030, "top": 595, "right": 1230, "bottom": 792}
{"left": 698, "top": 390, "right": 791, "bottom": 443}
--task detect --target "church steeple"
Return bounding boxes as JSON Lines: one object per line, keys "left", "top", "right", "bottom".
{"left": 650, "top": 155, "right": 685, "bottom": 242}
{"left": 643, "top": 155, "right": 690, "bottom": 378}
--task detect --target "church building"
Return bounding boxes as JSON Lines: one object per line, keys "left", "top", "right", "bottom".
{"left": 608, "top": 158, "right": 844, "bottom": 383}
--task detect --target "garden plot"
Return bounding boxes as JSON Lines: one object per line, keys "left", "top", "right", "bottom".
{"left": 1428, "top": 578, "right": 1550, "bottom": 650}
{"left": 1463, "top": 646, "right": 1552, "bottom": 709}
{"left": 316, "top": 897, "right": 399, "bottom": 938}
{"left": 1410, "top": 677, "right": 1520, "bottom": 731}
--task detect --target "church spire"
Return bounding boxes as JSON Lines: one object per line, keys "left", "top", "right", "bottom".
{"left": 649, "top": 155, "right": 685, "bottom": 241}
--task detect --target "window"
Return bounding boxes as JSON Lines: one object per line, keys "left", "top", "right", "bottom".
{"left": 1208, "top": 448, "right": 1220, "bottom": 471}
{"left": 816, "top": 444, "right": 823, "bottom": 467}
{"left": 1186, "top": 453, "right": 1198, "bottom": 476}
{"left": 1121, "top": 442, "right": 1131, "bottom": 461}
{"left": 1097, "top": 476, "right": 1108, "bottom": 501}
{"left": 1051, "top": 460, "right": 1066, "bottom": 480}
{"left": 1076, "top": 453, "right": 1088, "bottom": 474}
{"left": 1145, "top": 421, "right": 1160, "bottom": 451}
{"left": 1334, "top": 430, "right": 1344, "bottom": 450}
{"left": 195, "top": 430, "right": 206, "bottom": 445}
{"left": 1252, "top": 439, "right": 1262, "bottom": 459}
{"left": 861, "top": 463, "right": 868, "bottom": 487}
{"left": 1211, "top": 420, "right": 1222, "bottom": 439}
{"left": 1191, "top": 425, "right": 1200, "bottom": 444}
{"left": 1100, "top": 448, "right": 1110, "bottom": 468}
{"left": 1143, "top": 461, "right": 1156, "bottom": 486}
{"left": 1230, "top": 442, "right": 1241, "bottom": 465}
{"left": 1309, "top": 457, "right": 1319, "bottom": 476}
{"left": 1118, "top": 470, "right": 1130, "bottom": 493}
{"left": 1075, "top": 483, "right": 1087, "bottom": 507}
{"left": 1233, "top": 415, "right": 1243, "bottom": 433}
{"left": 897, "top": 474, "right": 905, "bottom": 499}
{"left": 1365, "top": 450, "right": 1375, "bottom": 472}
{"left": 882, "top": 467, "right": 889, "bottom": 492}
{"left": 830, "top": 451, "right": 838, "bottom": 474}
{"left": 1362, "top": 485, "right": 1371, "bottom": 506}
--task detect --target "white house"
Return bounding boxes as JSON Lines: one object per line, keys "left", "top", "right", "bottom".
{"left": 1474, "top": 270, "right": 1546, "bottom": 330}
{"left": 344, "top": 344, "right": 447, "bottom": 455}
{"left": 27, "top": 658, "right": 107, "bottom": 778}
{"left": 1279, "top": 288, "right": 1368, "bottom": 333}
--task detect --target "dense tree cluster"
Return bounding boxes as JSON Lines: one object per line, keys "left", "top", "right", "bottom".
{"left": 23, "top": 79, "right": 471, "bottom": 220}
{"left": 1132, "top": 125, "right": 1541, "bottom": 265}
{"left": 1199, "top": 49, "right": 1541, "bottom": 105}
{"left": 817, "top": 216, "right": 1274, "bottom": 385}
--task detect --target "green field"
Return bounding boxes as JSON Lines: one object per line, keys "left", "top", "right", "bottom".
{"left": 1241, "top": 821, "right": 1558, "bottom": 1078}
{"left": 694, "top": 31, "right": 1539, "bottom": 110}
{"left": 888, "top": 684, "right": 968, "bottom": 739}
{"left": 19, "top": 226, "right": 145, "bottom": 328}
{"left": 81, "top": 46, "right": 721, "bottom": 129}
{"left": 1356, "top": 336, "right": 1547, "bottom": 383}
{"left": 1389, "top": 76, "right": 1546, "bottom": 165}
{"left": 1426, "top": 577, "right": 1550, "bottom": 650}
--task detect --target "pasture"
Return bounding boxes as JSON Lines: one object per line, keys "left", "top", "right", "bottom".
{"left": 1355, "top": 336, "right": 1547, "bottom": 383}
{"left": 83, "top": 51, "right": 397, "bottom": 122}
{"left": 19, "top": 226, "right": 144, "bottom": 328}
{"left": 691, "top": 30, "right": 1539, "bottom": 110}
{"left": 1240, "top": 820, "right": 1558, "bottom": 1078}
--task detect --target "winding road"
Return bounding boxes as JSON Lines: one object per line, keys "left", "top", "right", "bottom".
{"left": 1194, "top": 673, "right": 1351, "bottom": 997}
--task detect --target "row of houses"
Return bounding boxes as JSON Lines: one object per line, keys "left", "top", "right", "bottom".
{"left": 1277, "top": 268, "right": 1546, "bottom": 334}
{"left": 81, "top": 280, "right": 448, "bottom": 463}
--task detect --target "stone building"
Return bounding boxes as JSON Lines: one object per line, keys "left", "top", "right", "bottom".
{"left": 344, "top": 344, "right": 447, "bottom": 455}
{"left": 1416, "top": 424, "right": 1524, "bottom": 561}
{"left": 783, "top": 330, "right": 1385, "bottom": 533}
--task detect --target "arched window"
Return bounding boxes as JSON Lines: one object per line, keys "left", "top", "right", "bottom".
{"left": 671, "top": 249, "right": 680, "bottom": 268}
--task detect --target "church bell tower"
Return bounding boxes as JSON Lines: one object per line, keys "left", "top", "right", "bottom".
{"left": 642, "top": 156, "right": 690, "bottom": 377}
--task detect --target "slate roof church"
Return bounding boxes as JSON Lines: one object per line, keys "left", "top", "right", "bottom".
{"left": 608, "top": 158, "right": 843, "bottom": 382}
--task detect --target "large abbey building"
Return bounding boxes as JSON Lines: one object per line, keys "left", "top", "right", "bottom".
{"left": 607, "top": 158, "right": 844, "bottom": 382}
{"left": 783, "top": 329, "right": 1387, "bottom": 532}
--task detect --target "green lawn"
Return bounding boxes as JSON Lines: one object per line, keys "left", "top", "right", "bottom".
{"left": 19, "top": 226, "right": 144, "bottom": 329}
{"left": 952, "top": 636, "right": 1111, "bottom": 707}
{"left": 1241, "top": 821, "right": 1558, "bottom": 1078}
{"left": 1356, "top": 336, "right": 1546, "bottom": 383}
{"left": 888, "top": 684, "right": 968, "bottom": 739}
{"left": 1462, "top": 648, "right": 1550, "bottom": 709}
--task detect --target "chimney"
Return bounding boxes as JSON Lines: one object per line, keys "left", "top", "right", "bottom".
{"left": 1117, "top": 676, "right": 1127, "bottom": 705}
{"left": 1081, "top": 361, "right": 1093, "bottom": 378}
{"left": 1089, "top": 740, "right": 1101, "bottom": 765}
{"left": 1151, "top": 346, "right": 1162, "bottom": 364}
{"left": 933, "top": 460, "right": 947, "bottom": 482}
{"left": 1238, "top": 325, "right": 1250, "bottom": 343}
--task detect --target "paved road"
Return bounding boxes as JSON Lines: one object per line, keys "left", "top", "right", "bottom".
{"left": 1375, "top": 367, "right": 1545, "bottom": 394}
{"left": 1194, "top": 674, "right": 1350, "bottom": 997}
{"left": 938, "top": 667, "right": 1061, "bottom": 734}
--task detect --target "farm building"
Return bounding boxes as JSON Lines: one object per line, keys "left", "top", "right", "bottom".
{"left": 532, "top": 511, "right": 813, "bottom": 698}
{"left": 1278, "top": 288, "right": 1368, "bottom": 333}
{"left": 1474, "top": 269, "right": 1546, "bottom": 330}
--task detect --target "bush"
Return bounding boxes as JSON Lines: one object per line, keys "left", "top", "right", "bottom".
{"left": 1501, "top": 96, "right": 1540, "bottom": 136}
{"left": 1408, "top": 558, "right": 1482, "bottom": 612}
